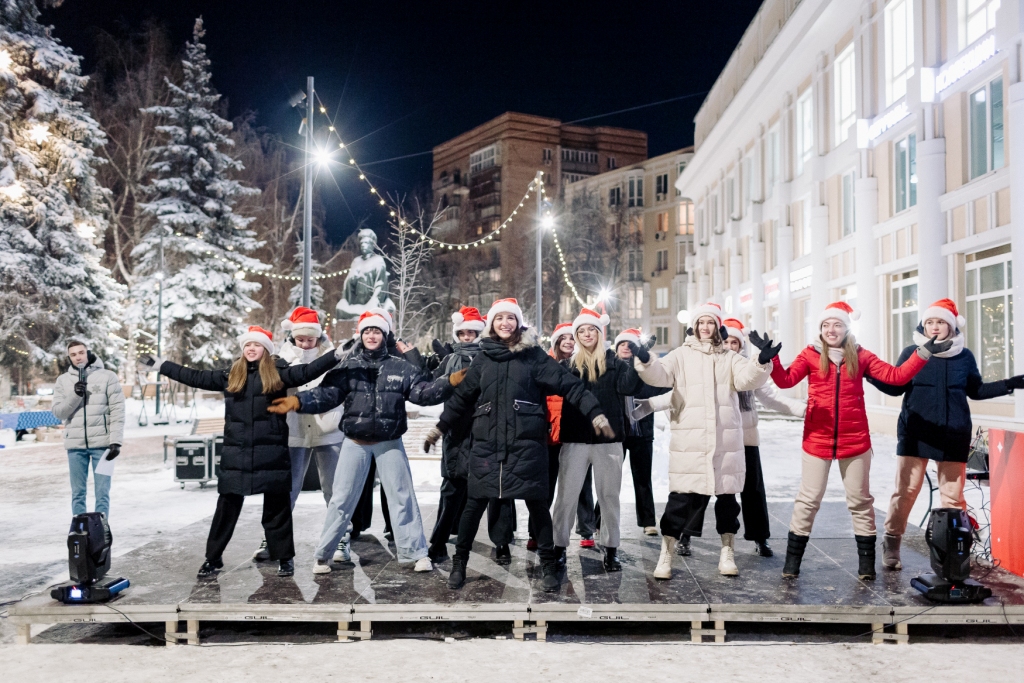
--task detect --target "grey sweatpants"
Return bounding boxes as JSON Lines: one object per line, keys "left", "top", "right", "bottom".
{"left": 551, "top": 442, "right": 624, "bottom": 548}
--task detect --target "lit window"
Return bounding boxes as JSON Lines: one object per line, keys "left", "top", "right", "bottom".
{"left": 469, "top": 145, "right": 497, "bottom": 174}
{"left": 656, "top": 212, "right": 668, "bottom": 232}
{"left": 796, "top": 89, "right": 814, "bottom": 176}
{"left": 964, "top": 244, "right": 1013, "bottom": 382}
{"left": 885, "top": 0, "right": 915, "bottom": 105}
{"left": 677, "top": 200, "right": 694, "bottom": 235}
{"left": 834, "top": 44, "right": 857, "bottom": 145}
{"left": 959, "top": 0, "right": 1001, "bottom": 52}
{"left": 894, "top": 134, "right": 917, "bottom": 213}
{"left": 969, "top": 77, "right": 1004, "bottom": 180}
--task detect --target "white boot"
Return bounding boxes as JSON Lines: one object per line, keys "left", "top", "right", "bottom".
{"left": 719, "top": 533, "right": 738, "bottom": 576}
{"left": 413, "top": 557, "right": 433, "bottom": 572}
{"left": 312, "top": 558, "right": 332, "bottom": 574}
{"left": 654, "top": 536, "right": 676, "bottom": 579}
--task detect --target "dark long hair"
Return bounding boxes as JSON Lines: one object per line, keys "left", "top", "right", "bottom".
{"left": 489, "top": 326, "right": 523, "bottom": 348}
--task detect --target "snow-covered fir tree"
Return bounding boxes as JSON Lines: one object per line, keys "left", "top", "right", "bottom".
{"left": 287, "top": 241, "right": 324, "bottom": 311}
{"left": 130, "top": 17, "right": 265, "bottom": 365}
{"left": 0, "top": 0, "right": 123, "bottom": 367}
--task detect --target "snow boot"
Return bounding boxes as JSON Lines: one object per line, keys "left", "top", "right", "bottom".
{"left": 495, "top": 544, "right": 512, "bottom": 566}
{"left": 603, "top": 547, "right": 621, "bottom": 572}
{"left": 675, "top": 534, "right": 691, "bottom": 556}
{"left": 448, "top": 555, "right": 467, "bottom": 589}
{"left": 754, "top": 540, "right": 774, "bottom": 557}
{"left": 553, "top": 545, "right": 567, "bottom": 570}
{"left": 197, "top": 558, "right": 223, "bottom": 579}
{"left": 541, "top": 560, "right": 561, "bottom": 593}
{"left": 718, "top": 534, "right": 739, "bottom": 576}
{"left": 333, "top": 537, "right": 351, "bottom": 563}
{"left": 882, "top": 533, "right": 902, "bottom": 571}
{"left": 654, "top": 536, "right": 676, "bottom": 580}
{"left": 428, "top": 542, "right": 449, "bottom": 563}
{"left": 855, "top": 535, "right": 877, "bottom": 580}
{"left": 278, "top": 559, "right": 294, "bottom": 577}
{"left": 782, "top": 532, "right": 809, "bottom": 578}
{"left": 252, "top": 538, "right": 270, "bottom": 562}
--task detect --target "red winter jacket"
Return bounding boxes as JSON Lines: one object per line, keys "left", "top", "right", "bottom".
{"left": 770, "top": 344, "right": 927, "bottom": 460}
{"left": 546, "top": 348, "right": 565, "bottom": 445}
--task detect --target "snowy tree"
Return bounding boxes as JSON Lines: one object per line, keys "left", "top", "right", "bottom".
{"left": 384, "top": 199, "right": 439, "bottom": 343}
{"left": 129, "top": 18, "right": 265, "bottom": 365}
{"left": 287, "top": 240, "right": 325, "bottom": 311}
{"left": 0, "top": 0, "right": 124, "bottom": 372}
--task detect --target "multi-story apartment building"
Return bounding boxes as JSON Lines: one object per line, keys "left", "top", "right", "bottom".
{"left": 677, "top": 0, "right": 1024, "bottom": 431}
{"left": 563, "top": 148, "right": 695, "bottom": 354}
{"left": 431, "top": 112, "right": 646, "bottom": 328}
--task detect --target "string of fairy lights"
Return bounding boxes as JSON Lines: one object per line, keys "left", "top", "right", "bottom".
{"left": 539, "top": 184, "right": 587, "bottom": 307}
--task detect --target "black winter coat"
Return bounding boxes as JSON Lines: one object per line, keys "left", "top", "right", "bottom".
{"left": 434, "top": 341, "right": 480, "bottom": 480}
{"left": 867, "top": 334, "right": 1011, "bottom": 463}
{"left": 297, "top": 342, "right": 452, "bottom": 443}
{"left": 438, "top": 329, "right": 603, "bottom": 500}
{"left": 559, "top": 349, "right": 646, "bottom": 444}
{"left": 160, "top": 353, "right": 338, "bottom": 496}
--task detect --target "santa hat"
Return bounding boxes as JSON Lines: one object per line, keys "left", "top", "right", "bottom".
{"left": 237, "top": 325, "right": 275, "bottom": 356}
{"left": 451, "top": 306, "right": 485, "bottom": 340}
{"left": 550, "top": 322, "right": 574, "bottom": 346}
{"left": 722, "top": 318, "right": 746, "bottom": 347}
{"left": 484, "top": 298, "right": 524, "bottom": 334}
{"left": 921, "top": 298, "right": 966, "bottom": 331}
{"left": 818, "top": 301, "right": 860, "bottom": 329}
{"left": 572, "top": 307, "right": 611, "bottom": 338}
{"left": 614, "top": 328, "right": 642, "bottom": 348}
{"left": 357, "top": 308, "right": 392, "bottom": 336}
{"left": 281, "top": 306, "right": 322, "bottom": 338}
{"left": 690, "top": 301, "right": 724, "bottom": 328}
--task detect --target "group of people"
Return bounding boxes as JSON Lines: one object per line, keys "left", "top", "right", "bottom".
{"left": 79, "top": 291, "right": 1012, "bottom": 589}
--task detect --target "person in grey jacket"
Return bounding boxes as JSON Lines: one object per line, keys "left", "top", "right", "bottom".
{"left": 51, "top": 340, "right": 125, "bottom": 518}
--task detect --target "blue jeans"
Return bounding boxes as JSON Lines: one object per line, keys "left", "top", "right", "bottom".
{"left": 289, "top": 444, "right": 342, "bottom": 509}
{"left": 67, "top": 448, "right": 111, "bottom": 517}
{"left": 315, "top": 438, "right": 427, "bottom": 563}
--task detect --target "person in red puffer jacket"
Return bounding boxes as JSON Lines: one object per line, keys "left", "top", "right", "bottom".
{"left": 764, "top": 301, "right": 951, "bottom": 581}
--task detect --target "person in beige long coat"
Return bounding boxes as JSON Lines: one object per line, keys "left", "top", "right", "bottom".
{"left": 627, "top": 302, "right": 778, "bottom": 579}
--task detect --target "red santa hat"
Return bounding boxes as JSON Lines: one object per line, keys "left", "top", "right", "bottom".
{"left": 921, "top": 298, "right": 966, "bottom": 331}
{"left": 550, "top": 322, "right": 574, "bottom": 346}
{"left": 722, "top": 318, "right": 746, "bottom": 347}
{"left": 614, "top": 328, "right": 642, "bottom": 348}
{"left": 690, "top": 301, "right": 724, "bottom": 328}
{"left": 484, "top": 298, "right": 524, "bottom": 334}
{"left": 572, "top": 307, "right": 611, "bottom": 338}
{"left": 451, "top": 306, "right": 485, "bottom": 340}
{"left": 237, "top": 325, "right": 275, "bottom": 356}
{"left": 281, "top": 306, "right": 323, "bottom": 338}
{"left": 357, "top": 308, "right": 392, "bottom": 336}
{"left": 818, "top": 301, "right": 860, "bottom": 329}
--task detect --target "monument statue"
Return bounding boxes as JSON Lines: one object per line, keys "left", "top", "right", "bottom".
{"left": 336, "top": 228, "right": 396, "bottom": 320}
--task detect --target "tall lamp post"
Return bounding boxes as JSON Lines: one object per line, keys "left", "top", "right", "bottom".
{"left": 535, "top": 171, "right": 544, "bottom": 332}
{"left": 301, "top": 76, "right": 314, "bottom": 308}
{"left": 154, "top": 231, "right": 165, "bottom": 420}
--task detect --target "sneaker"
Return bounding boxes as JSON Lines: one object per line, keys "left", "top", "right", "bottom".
{"left": 526, "top": 538, "right": 538, "bottom": 551}
{"left": 643, "top": 526, "right": 659, "bottom": 536}
{"left": 197, "top": 558, "right": 223, "bottom": 579}
{"left": 754, "top": 540, "right": 774, "bottom": 558}
{"left": 252, "top": 538, "right": 270, "bottom": 561}
{"left": 675, "top": 535, "right": 692, "bottom": 556}
{"left": 603, "top": 547, "right": 621, "bottom": 572}
{"left": 413, "top": 557, "right": 433, "bottom": 572}
{"left": 579, "top": 537, "right": 595, "bottom": 548}
{"left": 313, "top": 558, "right": 332, "bottom": 574}
{"left": 718, "top": 534, "right": 738, "bottom": 576}
{"left": 540, "top": 561, "right": 560, "bottom": 592}
{"left": 278, "top": 559, "right": 294, "bottom": 577}
{"left": 333, "top": 538, "right": 351, "bottom": 563}
{"left": 448, "top": 556, "right": 467, "bottom": 589}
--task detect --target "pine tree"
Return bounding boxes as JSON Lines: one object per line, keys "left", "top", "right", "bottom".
{"left": 130, "top": 18, "right": 265, "bottom": 365}
{"left": 287, "top": 240, "right": 325, "bottom": 311}
{"left": 0, "top": 0, "right": 124, "bottom": 367}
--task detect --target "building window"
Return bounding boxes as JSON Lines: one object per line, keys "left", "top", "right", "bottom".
{"left": 628, "top": 175, "right": 644, "bottom": 207}
{"left": 959, "top": 0, "right": 1000, "bottom": 52}
{"left": 834, "top": 44, "right": 857, "bottom": 145}
{"left": 796, "top": 89, "right": 814, "bottom": 176}
{"left": 656, "top": 212, "right": 669, "bottom": 233}
{"left": 676, "top": 160, "right": 687, "bottom": 196}
{"left": 885, "top": 0, "right": 915, "bottom": 106}
{"left": 656, "top": 173, "right": 669, "bottom": 200}
{"left": 969, "top": 76, "right": 1004, "bottom": 180}
{"left": 627, "top": 287, "right": 644, "bottom": 319}
{"left": 608, "top": 186, "right": 621, "bottom": 207}
{"left": 894, "top": 134, "right": 917, "bottom": 213}
{"left": 469, "top": 144, "right": 497, "bottom": 174}
{"left": 628, "top": 250, "right": 644, "bottom": 281}
{"left": 542, "top": 148, "right": 552, "bottom": 164}
{"left": 889, "top": 270, "right": 919, "bottom": 362}
{"left": 678, "top": 200, "right": 694, "bottom": 235}
{"left": 676, "top": 242, "right": 688, "bottom": 274}
{"left": 766, "top": 126, "right": 780, "bottom": 198}
{"left": 608, "top": 157, "right": 617, "bottom": 170}
{"left": 842, "top": 171, "right": 855, "bottom": 237}
{"left": 656, "top": 287, "right": 669, "bottom": 310}
{"left": 965, "top": 244, "right": 1013, "bottom": 382}
{"left": 655, "top": 326, "right": 669, "bottom": 346}
{"left": 561, "top": 148, "right": 599, "bottom": 164}
{"left": 562, "top": 172, "right": 587, "bottom": 185}
{"left": 726, "top": 177, "right": 736, "bottom": 220}
{"left": 656, "top": 249, "right": 668, "bottom": 272}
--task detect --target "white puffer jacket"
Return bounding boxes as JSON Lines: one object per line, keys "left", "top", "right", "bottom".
{"left": 52, "top": 355, "right": 125, "bottom": 450}
{"left": 635, "top": 338, "right": 769, "bottom": 495}
{"left": 279, "top": 340, "right": 344, "bottom": 448}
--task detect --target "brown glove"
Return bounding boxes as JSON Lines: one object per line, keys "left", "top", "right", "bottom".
{"left": 423, "top": 427, "right": 442, "bottom": 453}
{"left": 592, "top": 414, "right": 616, "bottom": 440}
{"left": 267, "top": 396, "right": 301, "bottom": 414}
{"left": 449, "top": 368, "right": 468, "bottom": 386}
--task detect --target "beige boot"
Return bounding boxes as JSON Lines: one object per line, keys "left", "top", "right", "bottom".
{"left": 718, "top": 533, "right": 738, "bottom": 576}
{"left": 882, "top": 533, "right": 902, "bottom": 570}
{"left": 654, "top": 535, "right": 676, "bottom": 579}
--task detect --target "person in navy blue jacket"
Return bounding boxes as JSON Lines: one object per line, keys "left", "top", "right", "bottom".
{"left": 867, "top": 299, "right": 1024, "bottom": 571}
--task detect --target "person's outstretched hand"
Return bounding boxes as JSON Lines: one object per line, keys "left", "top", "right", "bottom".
{"left": 137, "top": 354, "right": 165, "bottom": 372}
{"left": 431, "top": 339, "right": 452, "bottom": 360}
{"left": 919, "top": 335, "right": 953, "bottom": 358}
{"left": 267, "top": 396, "right": 300, "bottom": 414}
{"left": 592, "top": 414, "right": 616, "bottom": 440}
{"left": 423, "top": 427, "right": 442, "bottom": 453}
{"left": 626, "top": 342, "right": 651, "bottom": 364}
{"left": 449, "top": 368, "right": 468, "bottom": 386}
{"left": 1006, "top": 375, "right": 1024, "bottom": 390}
{"left": 748, "top": 330, "right": 782, "bottom": 364}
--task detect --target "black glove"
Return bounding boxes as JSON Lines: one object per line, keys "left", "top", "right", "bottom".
{"left": 425, "top": 353, "right": 441, "bottom": 372}
{"left": 719, "top": 325, "right": 729, "bottom": 342}
{"left": 431, "top": 339, "right": 451, "bottom": 360}
{"left": 1005, "top": 375, "right": 1024, "bottom": 390}
{"left": 685, "top": 327, "right": 694, "bottom": 339}
{"left": 748, "top": 330, "right": 782, "bottom": 364}
{"left": 106, "top": 444, "right": 121, "bottom": 460}
{"left": 643, "top": 334, "right": 657, "bottom": 350}
{"left": 627, "top": 342, "right": 650, "bottom": 364}
{"left": 73, "top": 381, "right": 88, "bottom": 397}
{"left": 920, "top": 335, "right": 954, "bottom": 357}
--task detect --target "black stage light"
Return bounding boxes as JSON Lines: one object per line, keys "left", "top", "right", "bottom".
{"left": 52, "top": 513, "right": 130, "bottom": 605}
{"left": 52, "top": 577, "right": 130, "bottom": 604}
{"left": 911, "top": 508, "right": 992, "bottom": 604}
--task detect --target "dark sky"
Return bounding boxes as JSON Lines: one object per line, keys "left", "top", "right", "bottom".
{"left": 44, "top": 0, "right": 764, "bottom": 245}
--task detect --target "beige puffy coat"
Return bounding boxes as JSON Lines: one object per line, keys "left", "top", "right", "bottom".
{"left": 635, "top": 338, "right": 769, "bottom": 495}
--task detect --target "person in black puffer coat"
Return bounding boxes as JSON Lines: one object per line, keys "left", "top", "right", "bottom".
{"left": 424, "top": 298, "right": 613, "bottom": 593}
{"left": 551, "top": 308, "right": 646, "bottom": 572}
{"left": 138, "top": 326, "right": 339, "bottom": 579}
{"left": 268, "top": 309, "right": 460, "bottom": 575}
{"left": 866, "top": 299, "right": 1024, "bottom": 570}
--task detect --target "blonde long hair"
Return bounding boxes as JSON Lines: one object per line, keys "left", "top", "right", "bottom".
{"left": 227, "top": 352, "right": 284, "bottom": 394}
{"left": 571, "top": 330, "right": 607, "bottom": 381}
{"left": 818, "top": 334, "right": 859, "bottom": 379}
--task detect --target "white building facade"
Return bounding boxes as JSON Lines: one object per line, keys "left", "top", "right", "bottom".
{"left": 678, "top": 0, "right": 1024, "bottom": 432}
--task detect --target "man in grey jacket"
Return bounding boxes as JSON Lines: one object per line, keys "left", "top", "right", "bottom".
{"left": 51, "top": 340, "right": 125, "bottom": 518}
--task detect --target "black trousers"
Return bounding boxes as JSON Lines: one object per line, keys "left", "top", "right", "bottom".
{"left": 429, "top": 476, "right": 514, "bottom": 548}
{"left": 206, "top": 492, "right": 294, "bottom": 562}
{"left": 740, "top": 445, "right": 771, "bottom": 542}
{"left": 529, "top": 445, "right": 596, "bottom": 539}
{"left": 624, "top": 436, "right": 657, "bottom": 528}
{"left": 458, "top": 497, "right": 554, "bottom": 563}
{"left": 659, "top": 491, "right": 741, "bottom": 539}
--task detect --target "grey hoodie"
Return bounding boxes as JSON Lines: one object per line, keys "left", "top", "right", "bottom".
{"left": 52, "top": 355, "right": 125, "bottom": 450}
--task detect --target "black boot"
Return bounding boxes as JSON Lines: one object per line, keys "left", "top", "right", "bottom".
{"left": 603, "top": 547, "right": 621, "bottom": 572}
{"left": 428, "top": 542, "right": 449, "bottom": 563}
{"left": 754, "top": 540, "right": 774, "bottom": 557}
{"left": 675, "top": 535, "right": 691, "bottom": 556}
{"left": 541, "top": 560, "right": 561, "bottom": 592}
{"left": 855, "top": 534, "right": 877, "bottom": 580}
{"left": 782, "top": 532, "right": 809, "bottom": 578}
{"left": 448, "top": 555, "right": 467, "bottom": 589}
{"left": 553, "top": 545, "right": 567, "bottom": 569}
{"left": 495, "top": 544, "right": 512, "bottom": 566}
{"left": 197, "top": 558, "right": 223, "bottom": 579}
{"left": 277, "top": 559, "right": 294, "bottom": 577}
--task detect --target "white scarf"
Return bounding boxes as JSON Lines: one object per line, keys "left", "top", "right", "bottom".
{"left": 912, "top": 330, "right": 965, "bottom": 359}
{"left": 812, "top": 338, "right": 852, "bottom": 366}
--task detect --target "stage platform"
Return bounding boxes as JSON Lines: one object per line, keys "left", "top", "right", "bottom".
{"left": 11, "top": 501, "right": 1024, "bottom": 645}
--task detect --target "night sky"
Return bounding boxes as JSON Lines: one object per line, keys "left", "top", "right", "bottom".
{"left": 44, "top": 0, "right": 764, "bottom": 245}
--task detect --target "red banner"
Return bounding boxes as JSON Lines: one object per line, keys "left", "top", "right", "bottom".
{"left": 989, "top": 429, "right": 1024, "bottom": 578}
